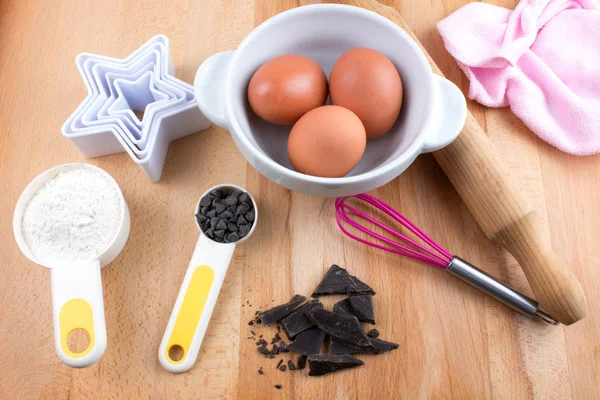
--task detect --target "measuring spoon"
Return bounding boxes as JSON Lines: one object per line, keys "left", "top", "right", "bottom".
{"left": 159, "top": 184, "right": 257, "bottom": 373}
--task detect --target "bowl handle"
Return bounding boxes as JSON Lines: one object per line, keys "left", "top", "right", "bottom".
{"left": 51, "top": 261, "right": 107, "bottom": 368}
{"left": 193, "top": 51, "right": 235, "bottom": 129}
{"left": 421, "top": 75, "right": 467, "bottom": 153}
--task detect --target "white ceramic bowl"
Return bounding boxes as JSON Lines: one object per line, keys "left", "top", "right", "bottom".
{"left": 194, "top": 4, "right": 466, "bottom": 196}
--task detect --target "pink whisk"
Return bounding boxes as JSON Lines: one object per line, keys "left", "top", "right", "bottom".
{"left": 335, "top": 194, "right": 558, "bottom": 325}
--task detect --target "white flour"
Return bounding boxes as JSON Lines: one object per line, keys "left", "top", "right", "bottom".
{"left": 21, "top": 168, "right": 123, "bottom": 263}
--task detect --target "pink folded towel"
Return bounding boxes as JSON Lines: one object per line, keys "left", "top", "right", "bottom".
{"left": 437, "top": 0, "right": 600, "bottom": 155}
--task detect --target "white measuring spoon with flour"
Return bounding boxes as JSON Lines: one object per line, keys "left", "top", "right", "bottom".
{"left": 13, "top": 163, "right": 130, "bottom": 367}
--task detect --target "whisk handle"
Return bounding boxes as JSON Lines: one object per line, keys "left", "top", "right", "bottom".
{"left": 447, "top": 257, "right": 558, "bottom": 325}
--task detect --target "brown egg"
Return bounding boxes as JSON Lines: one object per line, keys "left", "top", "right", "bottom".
{"left": 288, "top": 105, "right": 366, "bottom": 178}
{"left": 247, "top": 54, "right": 328, "bottom": 125}
{"left": 329, "top": 48, "right": 403, "bottom": 139}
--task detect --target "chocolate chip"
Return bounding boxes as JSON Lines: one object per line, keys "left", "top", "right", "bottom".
{"left": 227, "top": 232, "right": 240, "bottom": 242}
{"left": 216, "top": 219, "right": 227, "bottom": 231}
{"left": 214, "top": 229, "right": 225, "bottom": 238}
{"left": 209, "top": 189, "right": 222, "bottom": 198}
{"left": 236, "top": 204, "right": 250, "bottom": 215}
{"left": 212, "top": 198, "right": 222, "bottom": 207}
{"left": 245, "top": 210, "right": 255, "bottom": 222}
{"left": 215, "top": 204, "right": 226, "bottom": 214}
{"left": 210, "top": 217, "right": 219, "bottom": 229}
{"left": 206, "top": 209, "right": 217, "bottom": 219}
{"left": 239, "top": 192, "right": 249, "bottom": 202}
{"left": 227, "top": 223, "right": 238, "bottom": 232}
{"left": 200, "top": 196, "right": 212, "bottom": 207}
{"left": 237, "top": 215, "right": 248, "bottom": 226}
{"left": 205, "top": 228, "right": 214, "bottom": 238}
{"left": 225, "top": 196, "right": 237, "bottom": 206}
{"left": 220, "top": 210, "right": 233, "bottom": 219}
{"left": 196, "top": 214, "right": 207, "bottom": 223}
{"left": 227, "top": 205, "right": 236, "bottom": 213}
{"left": 200, "top": 207, "right": 210, "bottom": 215}
{"left": 232, "top": 190, "right": 243, "bottom": 199}
{"left": 239, "top": 225, "right": 250, "bottom": 237}
{"left": 214, "top": 236, "right": 224, "bottom": 243}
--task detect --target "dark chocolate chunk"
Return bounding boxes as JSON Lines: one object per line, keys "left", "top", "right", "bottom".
{"left": 287, "top": 360, "right": 296, "bottom": 371}
{"left": 279, "top": 365, "right": 286, "bottom": 372}
{"left": 245, "top": 210, "right": 255, "bottom": 222}
{"left": 281, "top": 300, "right": 323, "bottom": 338}
{"left": 312, "top": 265, "right": 374, "bottom": 297}
{"left": 271, "top": 333, "right": 281, "bottom": 344}
{"left": 276, "top": 359, "right": 283, "bottom": 369}
{"left": 286, "top": 327, "right": 326, "bottom": 355}
{"left": 258, "top": 367, "right": 264, "bottom": 375}
{"left": 227, "top": 223, "right": 238, "bottom": 232}
{"left": 200, "top": 196, "right": 212, "bottom": 207}
{"left": 348, "top": 295, "right": 375, "bottom": 324}
{"left": 332, "top": 298, "right": 357, "bottom": 318}
{"left": 279, "top": 341, "right": 288, "bottom": 353}
{"left": 216, "top": 219, "right": 227, "bottom": 231}
{"left": 307, "top": 308, "right": 374, "bottom": 349}
{"left": 214, "top": 229, "right": 225, "bottom": 238}
{"left": 274, "top": 385, "right": 282, "bottom": 390}
{"left": 239, "top": 192, "right": 249, "bottom": 202}
{"left": 215, "top": 203, "right": 226, "bottom": 214}
{"left": 331, "top": 337, "right": 398, "bottom": 354}
{"left": 206, "top": 209, "right": 217, "bottom": 219}
{"left": 259, "top": 294, "right": 306, "bottom": 325}
{"left": 227, "top": 232, "right": 240, "bottom": 242}
{"left": 296, "top": 355, "right": 307, "bottom": 370}
{"left": 367, "top": 329, "right": 379, "bottom": 338}
{"left": 237, "top": 215, "right": 248, "bottom": 226}
{"left": 307, "top": 354, "right": 364, "bottom": 376}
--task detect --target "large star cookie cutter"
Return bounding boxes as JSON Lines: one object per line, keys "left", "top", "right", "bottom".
{"left": 62, "top": 35, "right": 211, "bottom": 182}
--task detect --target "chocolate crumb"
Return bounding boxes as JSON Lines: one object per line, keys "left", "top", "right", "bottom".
{"left": 275, "top": 385, "right": 282, "bottom": 390}
{"left": 251, "top": 330, "right": 256, "bottom": 336}
{"left": 279, "top": 365, "right": 287, "bottom": 372}
{"left": 248, "top": 321, "right": 254, "bottom": 326}
{"left": 271, "top": 333, "right": 281, "bottom": 344}
{"left": 258, "top": 367, "right": 264, "bottom": 375}
{"left": 276, "top": 359, "right": 283, "bottom": 369}
{"left": 288, "top": 360, "right": 296, "bottom": 370}
{"left": 367, "top": 329, "right": 379, "bottom": 338}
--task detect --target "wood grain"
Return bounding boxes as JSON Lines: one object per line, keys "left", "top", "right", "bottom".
{"left": 0, "top": 0, "right": 599, "bottom": 399}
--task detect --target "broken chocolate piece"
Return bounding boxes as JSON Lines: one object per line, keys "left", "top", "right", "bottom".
{"left": 276, "top": 359, "right": 283, "bottom": 369}
{"left": 312, "top": 265, "right": 374, "bottom": 297}
{"left": 332, "top": 298, "right": 357, "bottom": 318}
{"left": 296, "top": 355, "right": 307, "bottom": 370}
{"left": 280, "top": 299, "right": 323, "bottom": 339}
{"left": 308, "top": 354, "right": 364, "bottom": 376}
{"left": 279, "top": 365, "right": 286, "bottom": 372}
{"left": 271, "top": 333, "right": 281, "bottom": 344}
{"left": 279, "top": 341, "right": 289, "bottom": 353}
{"left": 287, "top": 327, "right": 326, "bottom": 355}
{"left": 367, "top": 329, "right": 379, "bottom": 338}
{"left": 331, "top": 337, "right": 399, "bottom": 355}
{"left": 288, "top": 360, "right": 296, "bottom": 371}
{"left": 348, "top": 294, "right": 375, "bottom": 324}
{"left": 307, "top": 308, "right": 374, "bottom": 349}
{"left": 259, "top": 294, "right": 306, "bottom": 326}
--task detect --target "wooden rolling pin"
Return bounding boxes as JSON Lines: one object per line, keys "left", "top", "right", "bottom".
{"left": 342, "top": 0, "right": 587, "bottom": 325}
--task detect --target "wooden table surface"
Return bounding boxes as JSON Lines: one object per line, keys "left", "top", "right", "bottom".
{"left": 1, "top": 0, "right": 599, "bottom": 398}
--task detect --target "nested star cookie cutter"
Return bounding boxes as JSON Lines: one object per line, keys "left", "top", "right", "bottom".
{"left": 62, "top": 35, "right": 210, "bottom": 182}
